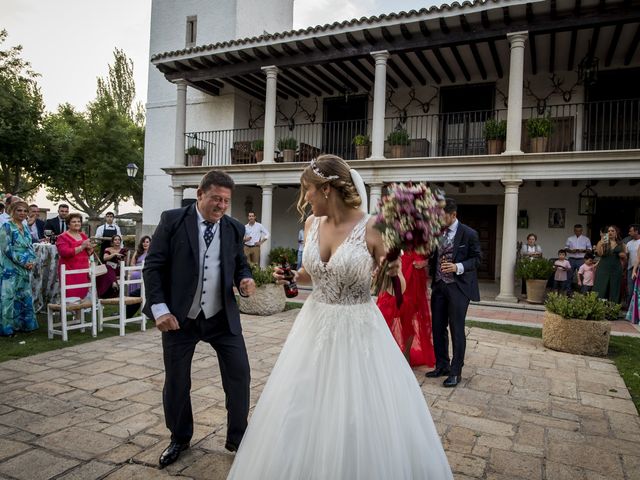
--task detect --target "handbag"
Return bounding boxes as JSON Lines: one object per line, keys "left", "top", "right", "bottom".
{"left": 92, "top": 255, "right": 108, "bottom": 276}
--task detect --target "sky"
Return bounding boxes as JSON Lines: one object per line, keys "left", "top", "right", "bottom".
{"left": 1, "top": 0, "right": 437, "bottom": 112}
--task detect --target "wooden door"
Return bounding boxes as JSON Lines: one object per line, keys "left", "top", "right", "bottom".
{"left": 456, "top": 204, "right": 497, "bottom": 280}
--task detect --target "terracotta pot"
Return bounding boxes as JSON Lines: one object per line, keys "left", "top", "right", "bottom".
{"left": 530, "top": 137, "right": 548, "bottom": 153}
{"left": 389, "top": 145, "right": 408, "bottom": 158}
{"left": 187, "top": 154, "right": 203, "bottom": 166}
{"left": 283, "top": 149, "right": 296, "bottom": 162}
{"left": 355, "top": 145, "right": 369, "bottom": 160}
{"left": 255, "top": 150, "right": 264, "bottom": 162}
{"left": 486, "top": 139, "right": 504, "bottom": 155}
{"left": 542, "top": 311, "right": 611, "bottom": 356}
{"left": 525, "top": 279, "right": 547, "bottom": 304}
{"left": 238, "top": 284, "right": 286, "bottom": 316}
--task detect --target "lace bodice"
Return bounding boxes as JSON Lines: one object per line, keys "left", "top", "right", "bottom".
{"left": 303, "top": 214, "right": 374, "bottom": 305}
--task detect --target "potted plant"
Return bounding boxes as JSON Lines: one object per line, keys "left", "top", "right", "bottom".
{"left": 186, "top": 145, "right": 205, "bottom": 166}
{"left": 252, "top": 139, "right": 264, "bottom": 162}
{"left": 352, "top": 134, "right": 370, "bottom": 160}
{"left": 277, "top": 137, "right": 298, "bottom": 162}
{"left": 484, "top": 119, "right": 506, "bottom": 154}
{"left": 387, "top": 129, "right": 410, "bottom": 158}
{"left": 238, "top": 263, "right": 286, "bottom": 316}
{"left": 543, "top": 292, "right": 620, "bottom": 356}
{"left": 515, "top": 257, "right": 554, "bottom": 304}
{"left": 526, "top": 116, "right": 552, "bottom": 153}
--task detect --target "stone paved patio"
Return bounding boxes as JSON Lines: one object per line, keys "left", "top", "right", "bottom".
{"left": 0, "top": 309, "right": 639, "bottom": 479}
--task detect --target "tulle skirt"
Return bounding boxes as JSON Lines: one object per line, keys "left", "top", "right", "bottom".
{"left": 227, "top": 296, "right": 452, "bottom": 480}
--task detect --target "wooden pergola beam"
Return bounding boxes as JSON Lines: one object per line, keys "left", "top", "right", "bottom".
{"left": 605, "top": 23, "right": 623, "bottom": 67}
{"left": 488, "top": 40, "right": 503, "bottom": 78}
{"left": 450, "top": 46, "right": 471, "bottom": 82}
{"left": 414, "top": 50, "right": 442, "bottom": 84}
{"left": 397, "top": 52, "right": 427, "bottom": 86}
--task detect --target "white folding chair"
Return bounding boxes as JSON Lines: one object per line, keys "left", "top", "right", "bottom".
{"left": 98, "top": 261, "right": 146, "bottom": 336}
{"left": 47, "top": 263, "right": 98, "bottom": 342}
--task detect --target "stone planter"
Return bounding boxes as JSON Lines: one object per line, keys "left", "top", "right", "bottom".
{"left": 355, "top": 145, "right": 369, "bottom": 159}
{"left": 542, "top": 311, "right": 611, "bottom": 356}
{"left": 187, "top": 154, "right": 203, "bottom": 166}
{"left": 389, "top": 145, "right": 408, "bottom": 158}
{"left": 255, "top": 150, "right": 264, "bottom": 162}
{"left": 282, "top": 149, "right": 296, "bottom": 162}
{"left": 486, "top": 139, "right": 504, "bottom": 154}
{"left": 530, "top": 137, "right": 548, "bottom": 153}
{"left": 238, "top": 284, "right": 286, "bottom": 316}
{"left": 525, "top": 279, "right": 547, "bottom": 304}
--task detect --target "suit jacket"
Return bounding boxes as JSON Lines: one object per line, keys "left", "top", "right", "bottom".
{"left": 142, "top": 204, "right": 252, "bottom": 335}
{"left": 30, "top": 218, "right": 45, "bottom": 242}
{"left": 429, "top": 222, "right": 482, "bottom": 302}
{"left": 44, "top": 216, "right": 66, "bottom": 236}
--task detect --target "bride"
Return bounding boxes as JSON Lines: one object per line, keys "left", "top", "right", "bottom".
{"left": 227, "top": 155, "right": 452, "bottom": 479}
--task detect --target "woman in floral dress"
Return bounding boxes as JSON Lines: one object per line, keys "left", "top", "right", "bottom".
{"left": 0, "top": 201, "right": 38, "bottom": 336}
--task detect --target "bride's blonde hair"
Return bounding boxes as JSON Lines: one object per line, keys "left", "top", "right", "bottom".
{"left": 296, "top": 155, "right": 362, "bottom": 221}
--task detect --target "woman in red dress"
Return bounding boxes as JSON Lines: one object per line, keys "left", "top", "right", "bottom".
{"left": 56, "top": 213, "right": 94, "bottom": 301}
{"left": 377, "top": 251, "right": 435, "bottom": 367}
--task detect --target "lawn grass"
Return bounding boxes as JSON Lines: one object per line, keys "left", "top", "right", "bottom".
{"left": 467, "top": 320, "right": 640, "bottom": 414}
{"left": 0, "top": 310, "right": 155, "bottom": 363}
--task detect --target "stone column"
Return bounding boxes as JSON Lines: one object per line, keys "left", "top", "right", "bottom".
{"left": 260, "top": 184, "right": 274, "bottom": 268}
{"left": 261, "top": 66, "right": 279, "bottom": 164}
{"left": 172, "top": 186, "right": 184, "bottom": 209}
{"left": 503, "top": 32, "right": 527, "bottom": 155}
{"left": 496, "top": 179, "right": 522, "bottom": 303}
{"left": 369, "top": 183, "right": 383, "bottom": 214}
{"left": 370, "top": 51, "right": 389, "bottom": 160}
{"left": 174, "top": 80, "right": 188, "bottom": 166}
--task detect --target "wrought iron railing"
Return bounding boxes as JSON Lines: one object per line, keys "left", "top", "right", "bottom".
{"left": 183, "top": 99, "right": 640, "bottom": 166}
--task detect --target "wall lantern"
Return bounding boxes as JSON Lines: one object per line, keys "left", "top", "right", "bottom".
{"left": 126, "top": 163, "right": 139, "bottom": 178}
{"left": 578, "top": 184, "right": 597, "bottom": 215}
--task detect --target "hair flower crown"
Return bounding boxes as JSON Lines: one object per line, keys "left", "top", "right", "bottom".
{"left": 310, "top": 158, "right": 339, "bottom": 180}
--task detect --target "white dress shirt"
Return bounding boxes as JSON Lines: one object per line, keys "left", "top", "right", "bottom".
{"left": 443, "top": 219, "right": 465, "bottom": 275}
{"left": 95, "top": 223, "right": 121, "bottom": 238}
{"left": 565, "top": 235, "right": 592, "bottom": 259}
{"left": 244, "top": 221, "right": 269, "bottom": 246}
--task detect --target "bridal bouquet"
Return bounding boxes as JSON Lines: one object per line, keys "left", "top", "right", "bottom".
{"left": 372, "top": 183, "right": 446, "bottom": 306}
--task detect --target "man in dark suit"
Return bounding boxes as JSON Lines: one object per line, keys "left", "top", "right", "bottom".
{"left": 27, "top": 204, "right": 46, "bottom": 242}
{"left": 143, "top": 170, "right": 256, "bottom": 468}
{"left": 426, "top": 198, "right": 481, "bottom": 388}
{"left": 43, "top": 204, "right": 70, "bottom": 235}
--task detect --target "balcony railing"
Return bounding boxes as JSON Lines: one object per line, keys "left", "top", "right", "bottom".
{"left": 183, "top": 99, "right": 640, "bottom": 166}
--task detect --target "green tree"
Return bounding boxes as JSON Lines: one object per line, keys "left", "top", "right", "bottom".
{"left": 42, "top": 49, "right": 144, "bottom": 217}
{"left": 0, "top": 29, "right": 46, "bottom": 196}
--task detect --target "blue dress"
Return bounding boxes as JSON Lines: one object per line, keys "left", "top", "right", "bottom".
{"left": 0, "top": 221, "right": 38, "bottom": 336}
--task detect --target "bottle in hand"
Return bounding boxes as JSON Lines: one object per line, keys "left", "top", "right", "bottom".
{"left": 281, "top": 259, "right": 299, "bottom": 298}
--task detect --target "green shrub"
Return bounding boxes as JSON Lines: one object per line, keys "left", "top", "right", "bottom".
{"left": 249, "top": 263, "right": 275, "bottom": 288}
{"left": 484, "top": 119, "right": 507, "bottom": 140}
{"left": 545, "top": 291, "right": 621, "bottom": 321}
{"left": 252, "top": 139, "right": 264, "bottom": 151}
{"left": 386, "top": 129, "right": 410, "bottom": 146}
{"left": 516, "top": 257, "right": 554, "bottom": 280}
{"left": 186, "top": 145, "right": 206, "bottom": 155}
{"left": 268, "top": 246, "right": 297, "bottom": 266}
{"left": 277, "top": 137, "right": 298, "bottom": 150}
{"left": 352, "top": 134, "right": 370, "bottom": 146}
{"left": 526, "top": 116, "right": 552, "bottom": 138}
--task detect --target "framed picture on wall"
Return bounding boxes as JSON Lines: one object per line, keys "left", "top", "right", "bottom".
{"left": 548, "top": 208, "right": 566, "bottom": 228}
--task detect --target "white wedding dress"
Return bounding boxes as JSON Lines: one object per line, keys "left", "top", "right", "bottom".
{"left": 227, "top": 215, "right": 453, "bottom": 479}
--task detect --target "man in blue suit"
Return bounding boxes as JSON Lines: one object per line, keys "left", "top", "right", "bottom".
{"left": 144, "top": 170, "right": 256, "bottom": 467}
{"left": 427, "top": 198, "right": 481, "bottom": 387}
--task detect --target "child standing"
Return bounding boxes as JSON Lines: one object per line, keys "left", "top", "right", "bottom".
{"left": 553, "top": 249, "right": 572, "bottom": 294}
{"left": 578, "top": 253, "right": 596, "bottom": 294}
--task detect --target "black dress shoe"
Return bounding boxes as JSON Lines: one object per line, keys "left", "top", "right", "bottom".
{"left": 225, "top": 441, "right": 239, "bottom": 452}
{"left": 425, "top": 367, "right": 451, "bottom": 378}
{"left": 159, "top": 441, "right": 189, "bottom": 468}
{"left": 443, "top": 375, "right": 461, "bottom": 388}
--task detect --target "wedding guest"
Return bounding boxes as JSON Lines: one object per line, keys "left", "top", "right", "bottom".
{"left": 377, "top": 251, "right": 435, "bottom": 367}
{"left": 0, "top": 201, "right": 38, "bottom": 336}
{"left": 625, "top": 224, "right": 639, "bottom": 307}
{"left": 296, "top": 228, "right": 304, "bottom": 270}
{"left": 553, "top": 249, "right": 571, "bottom": 294}
{"left": 520, "top": 233, "right": 542, "bottom": 258}
{"left": 27, "top": 204, "right": 45, "bottom": 242}
{"left": 126, "top": 236, "right": 151, "bottom": 318}
{"left": 594, "top": 225, "right": 627, "bottom": 303}
{"left": 578, "top": 253, "right": 596, "bottom": 294}
{"left": 626, "top": 254, "right": 639, "bottom": 324}
{"left": 97, "top": 235, "right": 127, "bottom": 298}
{"left": 565, "top": 224, "right": 592, "bottom": 294}
{"left": 56, "top": 213, "right": 94, "bottom": 301}
{"left": 243, "top": 212, "right": 269, "bottom": 265}
{"left": 44, "top": 204, "right": 70, "bottom": 235}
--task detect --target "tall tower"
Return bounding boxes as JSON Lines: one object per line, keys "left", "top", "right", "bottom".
{"left": 142, "top": 0, "right": 294, "bottom": 228}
